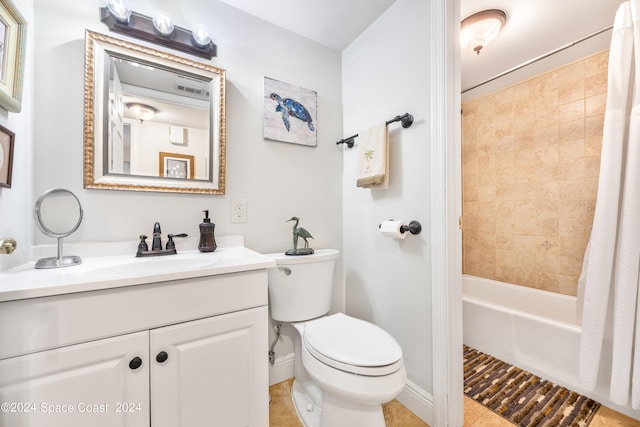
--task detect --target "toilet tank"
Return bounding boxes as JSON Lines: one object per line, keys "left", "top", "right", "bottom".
{"left": 265, "top": 249, "right": 339, "bottom": 322}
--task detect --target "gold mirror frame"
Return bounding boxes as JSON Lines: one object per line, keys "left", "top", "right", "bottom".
{"left": 83, "top": 30, "right": 226, "bottom": 194}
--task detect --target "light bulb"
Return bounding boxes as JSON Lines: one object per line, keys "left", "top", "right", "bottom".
{"left": 192, "top": 24, "right": 211, "bottom": 47}
{"left": 153, "top": 11, "right": 174, "bottom": 36}
{"left": 106, "top": 0, "right": 131, "bottom": 24}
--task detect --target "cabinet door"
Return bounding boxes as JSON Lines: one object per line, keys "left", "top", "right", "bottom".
{"left": 150, "top": 306, "right": 268, "bottom": 427}
{"left": 0, "top": 331, "right": 150, "bottom": 427}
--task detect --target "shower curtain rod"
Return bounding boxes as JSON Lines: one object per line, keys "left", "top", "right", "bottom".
{"left": 462, "top": 24, "right": 614, "bottom": 94}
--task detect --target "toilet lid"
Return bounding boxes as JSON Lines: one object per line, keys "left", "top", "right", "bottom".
{"left": 303, "top": 313, "right": 403, "bottom": 375}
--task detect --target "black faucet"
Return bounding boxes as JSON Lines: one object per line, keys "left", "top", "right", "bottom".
{"left": 136, "top": 222, "right": 188, "bottom": 257}
{"left": 152, "top": 222, "right": 163, "bottom": 251}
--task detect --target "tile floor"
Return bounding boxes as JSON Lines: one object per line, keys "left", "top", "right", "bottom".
{"left": 269, "top": 379, "right": 640, "bottom": 426}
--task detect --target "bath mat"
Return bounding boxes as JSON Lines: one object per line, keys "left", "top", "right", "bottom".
{"left": 464, "top": 346, "right": 600, "bottom": 427}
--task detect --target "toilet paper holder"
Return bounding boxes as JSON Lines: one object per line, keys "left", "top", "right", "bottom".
{"left": 379, "top": 220, "right": 422, "bottom": 235}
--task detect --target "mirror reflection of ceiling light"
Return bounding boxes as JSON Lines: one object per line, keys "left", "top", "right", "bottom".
{"left": 126, "top": 103, "right": 158, "bottom": 123}
{"left": 460, "top": 9, "right": 506, "bottom": 55}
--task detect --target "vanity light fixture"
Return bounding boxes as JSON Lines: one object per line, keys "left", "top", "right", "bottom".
{"left": 460, "top": 9, "right": 506, "bottom": 55}
{"left": 126, "top": 103, "right": 158, "bottom": 123}
{"left": 100, "top": 3, "right": 217, "bottom": 59}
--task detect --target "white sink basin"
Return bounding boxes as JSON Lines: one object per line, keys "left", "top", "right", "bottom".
{"left": 67, "top": 253, "right": 218, "bottom": 280}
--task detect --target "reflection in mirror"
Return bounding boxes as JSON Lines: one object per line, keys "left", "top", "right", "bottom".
{"left": 84, "top": 30, "right": 226, "bottom": 194}
{"left": 33, "top": 188, "right": 83, "bottom": 269}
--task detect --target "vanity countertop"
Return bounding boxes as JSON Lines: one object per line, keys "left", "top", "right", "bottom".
{"left": 0, "top": 245, "right": 276, "bottom": 303}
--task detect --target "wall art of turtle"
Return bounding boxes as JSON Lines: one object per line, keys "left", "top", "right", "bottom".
{"left": 263, "top": 76, "right": 317, "bottom": 147}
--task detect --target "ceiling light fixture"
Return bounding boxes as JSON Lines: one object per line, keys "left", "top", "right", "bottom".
{"left": 126, "top": 103, "right": 158, "bottom": 123}
{"left": 460, "top": 9, "right": 506, "bottom": 55}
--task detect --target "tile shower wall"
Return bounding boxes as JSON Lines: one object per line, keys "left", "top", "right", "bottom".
{"left": 461, "top": 50, "right": 608, "bottom": 296}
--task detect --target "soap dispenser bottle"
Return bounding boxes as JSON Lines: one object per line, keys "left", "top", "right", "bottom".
{"left": 198, "top": 210, "right": 217, "bottom": 252}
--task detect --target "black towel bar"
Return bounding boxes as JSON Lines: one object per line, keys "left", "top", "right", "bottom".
{"left": 336, "top": 113, "right": 413, "bottom": 148}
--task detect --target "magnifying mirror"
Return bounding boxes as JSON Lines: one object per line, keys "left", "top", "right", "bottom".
{"left": 33, "top": 188, "right": 83, "bottom": 269}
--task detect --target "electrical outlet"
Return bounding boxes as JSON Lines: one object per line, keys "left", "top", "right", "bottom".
{"left": 231, "top": 198, "right": 247, "bottom": 223}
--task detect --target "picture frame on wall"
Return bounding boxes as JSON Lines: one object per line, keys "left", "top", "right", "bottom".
{"left": 0, "top": 124, "right": 15, "bottom": 188}
{"left": 263, "top": 77, "right": 317, "bottom": 147}
{"left": 0, "top": 0, "right": 26, "bottom": 113}
{"left": 159, "top": 152, "right": 194, "bottom": 179}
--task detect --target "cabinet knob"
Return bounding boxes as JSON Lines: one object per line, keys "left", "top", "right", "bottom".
{"left": 156, "top": 351, "right": 168, "bottom": 363}
{"left": 129, "top": 356, "right": 143, "bottom": 370}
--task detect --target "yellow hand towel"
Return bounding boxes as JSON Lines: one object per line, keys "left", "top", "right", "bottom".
{"left": 356, "top": 123, "right": 389, "bottom": 188}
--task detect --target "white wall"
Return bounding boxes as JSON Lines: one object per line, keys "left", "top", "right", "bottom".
{"left": 0, "top": 0, "right": 33, "bottom": 270}
{"left": 342, "top": 0, "right": 433, "bottom": 400}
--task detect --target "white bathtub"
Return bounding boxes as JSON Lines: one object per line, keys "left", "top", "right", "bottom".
{"left": 463, "top": 274, "right": 580, "bottom": 383}
{"left": 462, "top": 274, "right": 638, "bottom": 419}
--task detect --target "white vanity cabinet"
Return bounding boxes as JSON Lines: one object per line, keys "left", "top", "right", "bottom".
{"left": 0, "top": 262, "right": 271, "bottom": 427}
{"left": 0, "top": 331, "right": 150, "bottom": 427}
{"left": 151, "top": 306, "right": 266, "bottom": 427}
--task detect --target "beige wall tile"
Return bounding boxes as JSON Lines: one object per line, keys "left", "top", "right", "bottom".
{"left": 513, "top": 218, "right": 537, "bottom": 235}
{"left": 584, "top": 50, "right": 609, "bottom": 77}
{"left": 462, "top": 52, "right": 605, "bottom": 296}
{"left": 513, "top": 80, "right": 533, "bottom": 101}
{"left": 559, "top": 99, "right": 585, "bottom": 123}
{"left": 496, "top": 233, "right": 515, "bottom": 249}
{"left": 586, "top": 114, "right": 605, "bottom": 137}
{"left": 536, "top": 106, "right": 560, "bottom": 128}
{"left": 536, "top": 181, "right": 560, "bottom": 200}
{"left": 559, "top": 139, "right": 586, "bottom": 160}
{"left": 534, "top": 125, "right": 559, "bottom": 145}
{"left": 585, "top": 72, "right": 608, "bottom": 97}
{"left": 559, "top": 119, "right": 585, "bottom": 141}
{"left": 537, "top": 218, "right": 559, "bottom": 236}
{"left": 586, "top": 93, "right": 607, "bottom": 117}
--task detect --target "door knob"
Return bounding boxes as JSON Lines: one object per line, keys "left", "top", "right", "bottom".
{"left": 129, "top": 356, "right": 143, "bottom": 370}
{"left": 156, "top": 351, "right": 168, "bottom": 363}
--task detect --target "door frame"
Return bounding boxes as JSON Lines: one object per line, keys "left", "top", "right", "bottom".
{"left": 429, "top": 0, "right": 463, "bottom": 426}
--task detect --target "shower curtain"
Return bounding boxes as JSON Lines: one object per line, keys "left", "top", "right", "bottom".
{"left": 578, "top": 0, "right": 640, "bottom": 409}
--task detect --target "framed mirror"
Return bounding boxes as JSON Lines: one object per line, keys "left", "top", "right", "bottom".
{"left": 83, "top": 30, "right": 226, "bottom": 194}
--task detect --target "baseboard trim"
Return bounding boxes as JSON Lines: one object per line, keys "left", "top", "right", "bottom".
{"left": 269, "top": 352, "right": 295, "bottom": 386}
{"left": 396, "top": 380, "right": 434, "bottom": 426}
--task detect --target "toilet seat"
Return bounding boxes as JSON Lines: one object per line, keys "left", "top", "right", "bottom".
{"left": 303, "top": 313, "right": 403, "bottom": 376}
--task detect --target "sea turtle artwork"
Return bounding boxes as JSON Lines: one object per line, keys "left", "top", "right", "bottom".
{"left": 270, "top": 93, "right": 315, "bottom": 132}
{"left": 285, "top": 216, "right": 314, "bottom": 255}
{"left": 263, "top": 77, "right": 317, "bottom": 147}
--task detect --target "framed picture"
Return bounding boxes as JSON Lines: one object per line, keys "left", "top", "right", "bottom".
{"left": 263, "top": 77, "right": 317, "bottom": 147}
{"left": 0, "top": 123, "right": 14, "bottom": 188}
{"left": 0, "top": 0, "right": 26, "bottom": 113}
{"left": 159, "top": 152, "right": 194, "bottom": 179}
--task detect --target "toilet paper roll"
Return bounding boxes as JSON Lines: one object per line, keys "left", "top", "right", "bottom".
{"left": 379, "top": 220, "right": 407, "bottom": 239}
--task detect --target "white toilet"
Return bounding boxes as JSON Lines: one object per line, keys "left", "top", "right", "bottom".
{"left": 267, "top": 249, "right": 406, "bottom": 427}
